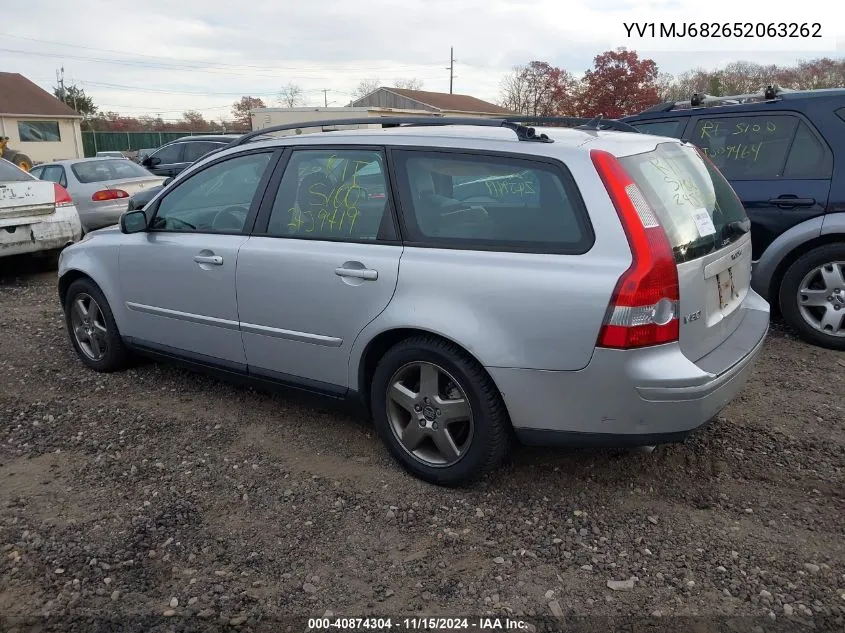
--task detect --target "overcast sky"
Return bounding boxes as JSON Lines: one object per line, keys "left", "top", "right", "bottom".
{"left": 5, "top": 0, "right": 842, "bottom": 121}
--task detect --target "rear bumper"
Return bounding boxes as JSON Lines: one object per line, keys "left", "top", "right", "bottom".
{"left": 488, "top": 290, "right": 770, "bottom": 447}
{"left": 0, "top": 206, "right": 83, "bottom": 258}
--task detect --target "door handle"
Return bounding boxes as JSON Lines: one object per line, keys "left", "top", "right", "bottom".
{"left": 768, "top": 196, "right": 815, "bottom": 207}
{"left": 335, "top": 267, "right": 378, "bottom": 280}
{"left": 194, "top": 255, "right": 223, "bottom": 265}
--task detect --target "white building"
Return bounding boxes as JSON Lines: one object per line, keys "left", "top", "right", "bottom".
{"left": 0, "top": 73, "right": 84, "bottom": 164}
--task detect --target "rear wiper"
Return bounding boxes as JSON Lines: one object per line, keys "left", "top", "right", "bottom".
{"left": 722, "top": 220, "right": 750, "bottom": 239}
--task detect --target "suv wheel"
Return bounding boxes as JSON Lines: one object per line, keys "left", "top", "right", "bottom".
{"left": 64, "top": 278, "right": 131, "bottom": 372}
{"left": 370, "top": 335, "right": 511, "bottom": 486}
{"left": 779, "top": 243, "right": 845, "bottom": 350}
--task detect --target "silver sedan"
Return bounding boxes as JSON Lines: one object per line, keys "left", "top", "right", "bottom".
{"left": 30, "top": 158, "right": 166, "bottom": 232}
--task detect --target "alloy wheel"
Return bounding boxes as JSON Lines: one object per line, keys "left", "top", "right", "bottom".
{"left": 796, "top": 261, "right": 845, "bottom": 337}
{"left": 70, "top": 293, "right": 109, "bottom": 361}
{"left": 386, "top": 361, "right": 474, "bottom": 468}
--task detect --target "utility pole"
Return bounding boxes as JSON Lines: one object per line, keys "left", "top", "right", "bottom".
{"left": 446, "top": 47, "right": 456, "bottom": 94}
{"left": 322, "top": 89, "right": 330, "bottom": 107}
{"left": 55, "top": 67, "right": 66, "bottom": 102}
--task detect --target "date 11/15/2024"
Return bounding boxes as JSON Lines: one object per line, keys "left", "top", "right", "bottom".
{"left": 307, "top": 617, "right": 531, "bottom": 630}
{"left": 624, "top": 22, "right": 822, "bottom": 39}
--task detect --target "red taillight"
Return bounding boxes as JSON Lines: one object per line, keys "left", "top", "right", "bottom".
{"left": 54, "top": 183, "right": 73, "bottom": 207}
{"left": 92, "top": 189, "right": 129, "bottom": 201}
{"left": 590, "top": 149, "right": 680, "bottom": 349}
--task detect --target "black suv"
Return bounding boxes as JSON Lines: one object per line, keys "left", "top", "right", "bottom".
{"left": 131, "top": 135, "right": 241, "bottom": 210}
{"left": 624, "top": 87, "right": 845, "bottom": 350}
{"left": 141, "top": 135, "right": 241, "bottom": 178}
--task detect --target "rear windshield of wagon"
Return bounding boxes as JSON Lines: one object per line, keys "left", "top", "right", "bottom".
{"left": 620, "top": 142, "right": 750, "bottom": 263}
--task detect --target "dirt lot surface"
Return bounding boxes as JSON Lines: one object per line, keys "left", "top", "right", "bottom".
{"left": 1, "top": 257, "right": 843, "bottom": 633}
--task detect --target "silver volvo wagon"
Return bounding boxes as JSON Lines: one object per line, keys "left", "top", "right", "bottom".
{"left": 57, "top": 117, "right": 770, "bottom": 486}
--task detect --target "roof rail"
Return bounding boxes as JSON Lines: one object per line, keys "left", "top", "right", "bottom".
{"left": 672, "top": 85, "right": 796, "bottom": 110}
{"left": 502, "top": 115, "right": 641, "bottom": 133}
{"left": 229, "top": 116, "right": 554, "bottom": 147}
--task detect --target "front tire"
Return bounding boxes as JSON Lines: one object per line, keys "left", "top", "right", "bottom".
{"left": 779, "top": 243, "right": 845, "bottom": 350}
{"left": 370, "top": 335, "right": 511, "bottom": 486}
{"left": 64, "top": 278, "right": 131, "bottom": 372}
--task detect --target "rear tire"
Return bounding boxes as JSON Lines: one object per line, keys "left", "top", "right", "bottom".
{"left": 779, "top": 243, "right": 845, "bottom": 350}
{"left": 11, "top": 153, "right": 32, "bottom": 171}
{"left": 370, "top": 335, "right": 511, "bottom": 486}
{"left": 64, "top": 278, "right": 132, "bottom": 372}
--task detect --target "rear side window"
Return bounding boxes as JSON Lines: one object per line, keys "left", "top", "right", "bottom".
{"left": 150, "top": 143, "right": 183, "bottom": 164}
{"left": 0, "top": 159, "right": 33, "bottom": 182}
{"left": 71, "top": 159, "right": 154, "bottom": 183}
{"left": 620, "top": 142, "right": 750, "bottom": 263}
{"left": 691, "top": 115, "right": 798, "bottom": 180}
{"left": 630, "top": 120, "right": 685, "bottom": 138}
{"left": 183, "top": 141, "right": 226, "bottom": 163}
{"left": 783, "top": 122, "right": 832, "bottom": 179}
{"left": 40, "top": 165, "right": 67, "bottom": 187}
{"left": 392, "top": 150, "right": 593, "bottom": 253}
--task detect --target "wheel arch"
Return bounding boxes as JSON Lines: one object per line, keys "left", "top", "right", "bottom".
{"left": 58, "top": 269, "right": 95, "bottom": 306}
{"left": 768, "top": 232, "right": 845, "bottom": 314}
{"left": 355, "top": 327, "right": 502, "bottom": 419}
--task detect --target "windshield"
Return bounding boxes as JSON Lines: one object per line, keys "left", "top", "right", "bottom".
{"left": 72, "top": 159, "right": 154, "bottom": 183}
{"left": 620, "top": 142, "right": 749, "bottom": 263}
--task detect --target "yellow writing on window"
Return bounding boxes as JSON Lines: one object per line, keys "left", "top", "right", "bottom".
{"left": 648, "top": 158, "right": 704, "bottom": 208}
{"left": 732, "top": 121, "right": 778, "bottom": 136}
{"left": 287, "top": 180, "right": 364, "bottom": 235}
{"left": 702, "top": 143, "right": 762, "bottom": 162}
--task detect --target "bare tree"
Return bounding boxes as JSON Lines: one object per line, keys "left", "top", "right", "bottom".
{"left": 351, "top": 79, "right": 381, "bottom": 101}
{"left": 278, "top": 83, "right": 304, "bottom": 108}
{"left": 392, "top": 78, "right": 424, "bottom": 91}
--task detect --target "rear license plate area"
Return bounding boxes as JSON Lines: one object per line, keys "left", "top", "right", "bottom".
{"left": 716, "top": 266, "right": 741, "bottom": 313}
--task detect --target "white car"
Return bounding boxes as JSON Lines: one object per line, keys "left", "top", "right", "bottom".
{"left": 0, "top": 157, "right": 82, "bottom": 259}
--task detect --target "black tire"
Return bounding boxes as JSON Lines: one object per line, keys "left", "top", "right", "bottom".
{"left": 11, "top": 153, "right": 33, "bottom": 171}
{"left": 778, "top": 243, "right": 845, "bottom": 350}
{"left": 370, "top": 335, "right": 511, "bottom": 486}
{"left": 64, "top": 278, "right": 132, "bottom": 372}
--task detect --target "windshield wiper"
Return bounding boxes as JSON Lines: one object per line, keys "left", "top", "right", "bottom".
{"left": 722, "top": 220, "right": 750, "bottom": 240}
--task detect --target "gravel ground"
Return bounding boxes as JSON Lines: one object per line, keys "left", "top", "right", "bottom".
{"left": 1, "top": 256, "right": 843, "bottom": 633}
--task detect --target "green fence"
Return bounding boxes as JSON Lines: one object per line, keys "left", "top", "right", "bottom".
{"left": 81, "top": 131, "right": 231, "bottom": 157}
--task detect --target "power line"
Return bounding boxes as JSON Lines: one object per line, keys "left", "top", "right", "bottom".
{"left": 0, "top": 41, "right": 448, "bottom": 76}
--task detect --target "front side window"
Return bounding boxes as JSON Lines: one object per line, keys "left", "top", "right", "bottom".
{"left": 18, "top": 121, "right": 61, "bottom": 142}
{"left": 265, "top": 149, "right": 393, "bottom": 241}
{"left": 392, "top": 150, "right": 592, "bottom": 252}
{"left": 150, "top": 143, "right": 184, "bottom": 165}
{"left": 690, "top": 115, "right": 798, "bottom": 180}
{"left": 152, "top": 152, "right": 273, "bottom": 233}
{"left": 71, "top": 159, "right": 152, "bottom": 183}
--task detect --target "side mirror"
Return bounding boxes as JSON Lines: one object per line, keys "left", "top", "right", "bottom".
{"left": 163, "top": 177, "right": 174, "bottom": 186}
{"left": 120, "top": 210, "right": 148, "bottom": 234}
